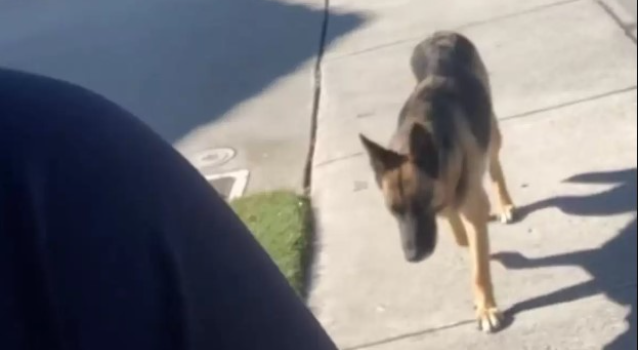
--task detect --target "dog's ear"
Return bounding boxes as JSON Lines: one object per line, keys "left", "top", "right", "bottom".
{"left": 408, "top": 124, "right": 438, "bottom": 178}
{"left": 359, "top": 134, "right": 403, "bottom": 178}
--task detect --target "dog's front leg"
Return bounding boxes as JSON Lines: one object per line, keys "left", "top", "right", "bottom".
{"left": 442, "top": 209, "right": 469, "bottom": 248}
{"left": 461, "top": 185, "right": 503, "bottom": 333}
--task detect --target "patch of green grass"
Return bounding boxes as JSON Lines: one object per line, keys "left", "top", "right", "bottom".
{"left": 230, "top": 190, "right": 311, "bottom": 295}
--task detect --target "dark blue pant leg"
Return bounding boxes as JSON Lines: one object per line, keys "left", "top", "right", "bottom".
{"left": 0, "top": 68, "right": 336, "bottom": 350}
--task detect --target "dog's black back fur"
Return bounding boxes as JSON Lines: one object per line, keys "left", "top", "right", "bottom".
{"left": 406, "top": 32, "right": 493, "bottom": 154}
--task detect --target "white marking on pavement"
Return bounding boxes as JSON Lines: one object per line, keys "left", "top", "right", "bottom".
{"left": 193, "top": 147, "right": 236, "bottom": 169}
{"left": 205, "top": 169, "right": 250, "bottom": 201}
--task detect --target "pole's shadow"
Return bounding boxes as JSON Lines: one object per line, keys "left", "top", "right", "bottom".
{"left": 493, "top": 168, "right": 636, "bottom": 349}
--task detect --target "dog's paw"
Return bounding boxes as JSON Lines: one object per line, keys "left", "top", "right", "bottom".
{"left": 498, "top": 205, "right": 516, "bottom": 224}
{"left": 476, "top": 307, "right": 503, "bottom": 333}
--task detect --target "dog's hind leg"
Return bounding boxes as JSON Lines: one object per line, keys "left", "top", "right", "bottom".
{"left": 489, "top": 119, "right": 516, "bottom": 224}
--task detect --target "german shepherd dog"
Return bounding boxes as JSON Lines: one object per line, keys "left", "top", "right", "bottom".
{"left": 359, "top": 32, "right": 516, "bottom": 333}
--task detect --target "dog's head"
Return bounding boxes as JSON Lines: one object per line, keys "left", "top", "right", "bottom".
{"left": 360, "top": 124, "right": 442, "bottom": 263}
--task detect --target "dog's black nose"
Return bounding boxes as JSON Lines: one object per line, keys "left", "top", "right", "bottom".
{"left": 404, "top": 250, "right": 427, "bottom": 263}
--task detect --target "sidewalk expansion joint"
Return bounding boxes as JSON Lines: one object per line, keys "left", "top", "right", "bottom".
{"left": 596, "top": 0, "right": 637, "bottom": 45}
{"left": 342, "top": 282, "right": 637, "bottom": 350}
{"left": 303, "top": 0, "right": 332, "bottom": 194}
{"left": 457, "top": 0, "right": 583, "bottom": 30}
{"left": 342, "top": 320, "right": 476, "bottom": 350}
{"left": 314, "top": 152, "right": 364, "bottom": 169}
{"left": 311, "top": 86, "right": 636, "bottom": 169}
{"left": 501, "top": 85, "right": 637, "bottom": 123}
{"left": 325, "top": 0, "right": 584, "bottom": 62}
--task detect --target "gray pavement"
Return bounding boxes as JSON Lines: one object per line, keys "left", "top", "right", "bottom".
{"left": 309, "top": 0, "right": 637, "bottom": 349}
{"left": 618, "top": 0, "right": 637, "bottom": 19}
{"left": 0, "top": 0, "right": 363, "bottom": 195}
{"left": 601, "top": 0, "right": 637, "bottom": 41}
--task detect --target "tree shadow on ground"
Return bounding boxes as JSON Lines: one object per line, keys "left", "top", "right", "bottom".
{"left": 494, "top": 168, "right": 637, "bottom": 350}
{"left": 0, "top": 0, "right": 364, "bottom": 142}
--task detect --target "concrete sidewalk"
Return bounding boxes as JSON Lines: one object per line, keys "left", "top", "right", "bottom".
{"left": 308, "top": 0, "right": 637, "bottom": 349}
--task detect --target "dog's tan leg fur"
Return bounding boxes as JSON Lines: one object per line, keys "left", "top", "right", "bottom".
{"left": 460, "top": 183, "right": 502, "bottom": 332}
{"left": 444, "top": 211, "right": 468, "bottom": 247}
{"left": 489, "top": 119, "right": 515, "bottom": 224}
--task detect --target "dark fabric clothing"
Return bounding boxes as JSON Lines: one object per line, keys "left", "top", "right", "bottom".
{"left": 0, "top": 68, "right": 336, "bottom": 350}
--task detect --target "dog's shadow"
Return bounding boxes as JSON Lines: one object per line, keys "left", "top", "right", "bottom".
{"left": 493, "top": 168, "right": 637, "bottom": 349}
